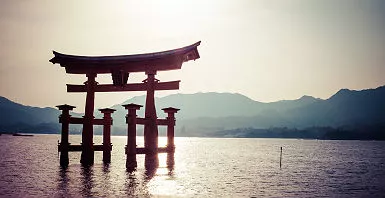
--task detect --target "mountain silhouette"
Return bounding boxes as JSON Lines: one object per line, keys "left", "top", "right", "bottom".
{"left": 1, "top": 85, "right": 384, "bottom": 138}
{"left": 0, "top": 96, "right": 81, "bottom": 134}
{"left": 0, "top": 96, "right": 59, "bottom": 125}
{"left": 286, "top": 86, "right": 385, "bottom": 127}
{"left": 109, "top": 92, "right": 320, "bottom": 122}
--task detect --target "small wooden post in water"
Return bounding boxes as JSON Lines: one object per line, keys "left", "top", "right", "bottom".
{"left": 162, "top": 107, "right": 179, "bottom": 169}
{"left": 162, "top": 107, "right": 180, "bottom": 152}
{"left": 280, "top": 146, "right": 282, "bottom": 169}
{"left": 123, "top": 103, "right": 142, "bottom": 170}
{"left": 99, "top": 108, "right": 116, "bottom": 164}
{"left": 57, "top": 104, "right": 76, "bottom": 167}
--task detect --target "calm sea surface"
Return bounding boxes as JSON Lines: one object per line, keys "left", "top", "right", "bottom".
{"left": 0, "top": 134, "right": 384, "bottom": 197}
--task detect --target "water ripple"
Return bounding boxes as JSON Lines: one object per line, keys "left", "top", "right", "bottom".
{"left": 0, "top": 135, "right": 384, "bottom": 197}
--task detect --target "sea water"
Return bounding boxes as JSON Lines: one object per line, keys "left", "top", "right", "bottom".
{"left": 0, "top": 134, "right": 384, "bottom": 197}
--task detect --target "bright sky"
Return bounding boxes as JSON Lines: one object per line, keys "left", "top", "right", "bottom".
{"left": 0, "top": 0, "right": 384, "bottom": 112}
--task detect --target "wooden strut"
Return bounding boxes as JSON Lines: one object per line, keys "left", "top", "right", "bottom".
{"left": 67, "top": 116, "right": 170, "bottom": 126}
{"left": 67, "top": 81, "right": 180, "bottom": 92}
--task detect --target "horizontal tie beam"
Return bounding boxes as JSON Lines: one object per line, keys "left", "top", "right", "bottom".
{"left": 156, "top": 118, "right": 169, "bottom": 126}
{"left": 136, "top": 118, "right": 147, "bottom": 125}
{"left": 67, "top": 81, "right": 180, "bottom": 92}
{"left": 133, "top": 118, "right": 169, "bottom": 126}
{"left": 69, "top": 117, "right": 83, "bottom": 124}
{"left": 68, "top": 117, "right": 105, "bottom": 125}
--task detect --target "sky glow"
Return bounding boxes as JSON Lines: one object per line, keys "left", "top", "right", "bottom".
{"left": 0, "top": 0, "right": 384, "bottom": 112}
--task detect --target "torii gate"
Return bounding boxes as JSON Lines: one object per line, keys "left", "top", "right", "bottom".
{"left": 50, "top": 41, "right": 201, "bottom": 166}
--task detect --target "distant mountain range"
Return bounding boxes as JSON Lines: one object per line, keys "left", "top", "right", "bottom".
{"left": 1, "top": 85, "right": 385, "bottom": 139}
{"left": 0, "top": 97, "right": 81, "bottom": 134}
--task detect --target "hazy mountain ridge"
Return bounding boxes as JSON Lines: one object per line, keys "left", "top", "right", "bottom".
{"left": 0, "top": 96, "right": 60, "bottom": 125}
{"left": 1, "top": 86, "right": 384, "bottom": 139}
{"left": 109, "top": 92, "right": 321, "bottom": 122}
{"left": 284, "top": 86, "right": 385, "bottom": 127}
{"left": 0, "top": 96, "right": 81, "bottom": 134}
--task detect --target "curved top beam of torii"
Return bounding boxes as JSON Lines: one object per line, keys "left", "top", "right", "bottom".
{"left": 49, "top": 41, "right": 201, "bottom": 74}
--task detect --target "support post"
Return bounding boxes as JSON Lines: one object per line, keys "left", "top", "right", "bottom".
{"left": 123, "top": 103, "right": 142, "bottom": 170}
{"left": 57, "top": 104, "right": 76, "bottom": 167}
{"left": 280, "top": 146, "right": 282, "bottom": 169}
{"left": 143, "top": 71, "right": 159, "bottom": 154}
{"left": 81, "top": 73, "right": 97, "bottom": 165}
{"left": 162, "top": 107, "right": 180, "bottom": 152}
{"left": 99, "top": 108, "right": 116, "bottom": 163}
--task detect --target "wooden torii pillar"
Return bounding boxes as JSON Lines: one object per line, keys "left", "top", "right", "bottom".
{"left": 144, "top": 70, "right": 159, "bottom": 154}
{"left": 56, "top": 104, "right": 75, "bottom": 167}
{"left": 162, "top": 107, "right": 180, "bottom": 151}
{"left": 123, "top": 103, "right": 142, "bottom": 170}
{"left": 100, "top": 108, "right": 115, "bottom": 163}
{"left": 50, "top": 41, "right": 201, "bottom": 166}
{"left": 81, "top": 73, "right": 97, "bottom": 165}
